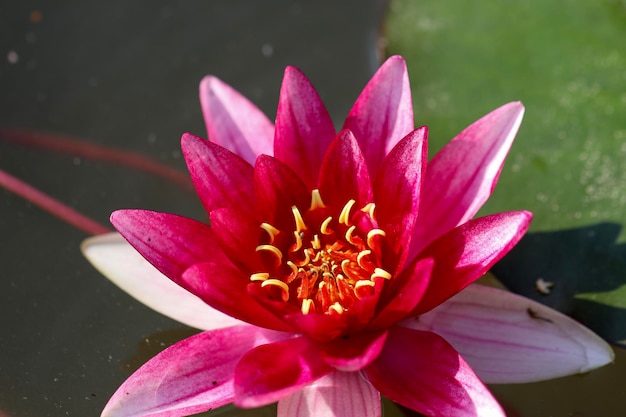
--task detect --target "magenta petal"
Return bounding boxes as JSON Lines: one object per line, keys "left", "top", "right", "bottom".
{"left": 277, "top": 371, "right": 381, "bottom": 417}
{"left": 234, "top": 336, "right": 333, "bottom": 408}
{"left": 102, "top": 325, "right": 287, "bottom": 417}
{"left": 403, "top": 284, "right": 615, "bottom": 383}
{"left": 182, "top": 262, "right": 293, "bottom": 332}
{"left": 366, "top": 327, "right": 505, "bottom": 417}
{"left": 110, "top": 210, "right": 229, "bottom": 285}
{"left": 373, "top": 127, "right": 427, "bottom": 263}
{"left": 414, "top": 210, "right": 532, "bottom": 315}
{"left": 209, "top": 208, "right": 264, "bottom": 273}
{"left": 274, "top": 66, "right": 336, "bottom": 188}
{"left": 319, "top": 331, "right": 388, "bottom": 372}
{"left": 318, "top": 129, "right": 373, "bottom": 210}
{"left": 199, "top": 75, "right": 274, "bottom": 165}
{"left": 181, "top": 133, "right": 257, "bottom": 218}
{"left": 343, "top": 55, "right": 414, "bottom": 177}
{"left": 411, "top": 102, "right": 525, "bottom": 254}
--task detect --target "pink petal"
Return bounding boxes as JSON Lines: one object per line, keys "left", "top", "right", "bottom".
{"left": 209, "top": 208, "right": 264, "bottom": 273}
{"left": 369, "top": 258, "right": 433, "bottom": 330}
{"left": 318, "top": 331, "right": 388, "bottom": 372}
{"left": 81, "top": 233, "right": 242, "bottom": 331}
{"left": 318, "top": 129, "right": 372, "bottom": 211}
{"left": 414, "top": 210, "right": 532, "bottom": 315}
{"left": 402, "top": 284, "right": 615, "bottom": 383}
{"left": 110, "top": 210, "right": 230, "bottom": 284}
{"left": 102, "top": 325, "right": 288, "bottom": 417}
{"left": 277, "top": 371, "right": 380, "bottom": 417}
{"left": 234, "top": 336, "right": 333, "bottom": 408}
{"left": 181, "top": 133, "right": 256, "bottom": 218}
{"left": 254, "top": 154, "right": 311, "bottom": 228}
{"left": 182, "top": 262, "right": 293, "bottom": 332}
{"left": 373, "top": 127, "right": 427, "bottom": 265}
{"left": 410, "top": 102, "right": 524, "bottom": 255}
{"left": 365, "top": 327, "right": 505, "bottom": 417}
{"left": 343, "top": 55, "right": 414, "bottom": 177}
{"left": 274, "top": 66, "right": 336, "bottom": 188}
{"left": 199, "top": 75, "right": 274, "bottom": 165}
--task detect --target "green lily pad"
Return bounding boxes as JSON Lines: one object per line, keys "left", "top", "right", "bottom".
{"left": 385, "top": 0, "right": 626, "bottom": 342}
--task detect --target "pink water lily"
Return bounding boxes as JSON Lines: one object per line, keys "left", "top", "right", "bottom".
{"left": 83, "top": 56, "right": 613, "bottom": 417}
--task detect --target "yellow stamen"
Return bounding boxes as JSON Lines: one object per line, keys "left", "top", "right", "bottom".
{"left": 295, "top": 249, "right": 311, "bottom": 267}
{"left": 345, "top": 225, "right": 358, "bottom": 245}
{"left": 291, "top": 230, "right": 303, "bottom": 252}
{"left": 287, "top": 261, "right": 298, "bottom": 275}
{"left": 355, "top": 279, "right": 376, "bottom": 290}
{"left": 320, "top": 216, "right": 333, "bottom": 235}
{"left": 310, "top": 189, "right": 326, "bottom": 210}
{"left": 328, "top": 302, "right": 344, "bottom": 315}
{"left": 366, "top": 229, "right": 386, "bottom": 249}
{"left": 250, "top": 272, "right": 270, "bottom": 282}
{"left": 356, "top": 250, "right": 372, "bottom": 269}
{"left": 354, "top": 279, "right": 376, "bottom": 299}
{"left": 261, "top": 279, "right": 290, "bottom": 301}
{"left": 361, "top": 203, "right": 376, "bottom": 221}
{"left": 339, "top": 199, "right": 356, "bottom": 225}
{"left": 256, "top": 244, "right": 283, "bottom": 264}
{"left": 301, "top": 298, "right": 314, "bottom": 314}
{"left": 260, "top": 222, "right": 280, "bottom": 243}
{"left": 311, "top": 234, "right": 321, "bottom": 250}
{"left": 292, "top": 206, "right": 307, "bottom": 233}
{"left": 371, "top": 267, "right": 392, "bottom": 280}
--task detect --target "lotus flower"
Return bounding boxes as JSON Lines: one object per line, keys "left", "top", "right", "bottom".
{"left": 83, "top": 56, "right": 613, "bottom": 417}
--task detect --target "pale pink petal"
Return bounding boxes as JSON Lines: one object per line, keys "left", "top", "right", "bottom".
{"left": 181, "top": 133, "right": 256, "bottom": 218}
{"left": 81, "top": 233, "right": 241, "bottom": 331}
{"left": 413, "top": 210, "right": 532, "bottom": 315}
{"left": 343, "top": 55, "right": 413, "bottom": 177}
{"left": 101, "top": 325, "right": 288, "bottom": 417}
{"left": 410, "top": 102, "right": 524, "bottom": 255}
{"left": 234, "top": 336, "right": 333, "bottom": 408}
{"left": 199, "top": 75, "right": 274, "bottom": 164}
{"left": 366, "top": 327, "right": 505, "bottom": 417}
{"left": 402, "top": 284, "right": 615, "bottom": 383}
{"left": 274, "top": 66, "right": 336, "bottom": 188}
{"left": 277, "top": 371, "right": 380, "bottom": 417}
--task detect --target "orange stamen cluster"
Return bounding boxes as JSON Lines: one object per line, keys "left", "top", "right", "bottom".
{"left": 251, "top": 189, "right": 391, "bottom": 315}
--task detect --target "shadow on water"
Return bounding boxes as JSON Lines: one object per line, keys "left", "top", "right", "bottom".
{"left": 492, "top": 222, "right": 626, "bottom": 344}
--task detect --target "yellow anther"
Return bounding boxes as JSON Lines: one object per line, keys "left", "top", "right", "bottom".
{"left": 311, "top": 234, "right": 321, "bottom": 250}
{"left": 340, "top": 259, "right": 351, "bottom": 275}
{"left": 301, "top": 298, "right": 314, "bottom": 314}
{"left": 310, "top": 189, "right": 326, "bottom": 210}
{"left": 322, "top": 271, "right": 334, "bottom": 279}
{"left": 356, "top": 250, "right": 372, "bottom": 269}
{"left": 320, "top": 216, "right": 333, "bottom": 235}
{"left": 291, "top": 230, "right": 303, "bottom": 252}
{"left": 256, "top": 244, "right": 283, "bottom": 264}
{"left": 371, "top": 267, "right": 392, "bottom": 280}
{"left": 345, "top": 225, "right": 358, "bottom": 245}
{"left": 339, "top": 199, "right": 356, "bottom": 225}
{"left": 328, "top": 302, "right": 344, "bottom": 315}
{"left": 260, "top": 223, "right": 280, "bottom": 243}
{"left": 366, "top": 229, "right": 386, "bottom": 249}
{"left": 295, "top": 250, "right": 311, "bottom": 267}
{"left": 261, "top": 279, "right": 290, "bottom": 301}
{"left": 287, "top": 261, "right": 298, "bottom": 275}
{"left": 291, "top": 206, "right": 307, "bottom": 233}
{"left": 250, "top": 272, "right": 270, "bottom": 282}
{"left": 354, "top": 280, "right": 376, "bottom": 299}
{"left": 361, "top": 203, "right": 376, "bottom": 220}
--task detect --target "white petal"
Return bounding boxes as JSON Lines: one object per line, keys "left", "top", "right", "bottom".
{"left": 81, "top": 233, "right": 242, "bottom": 331}
{"left": 277, "top": 371, "right": 380, "bottom": 417}
{"left": 401, "top": 284, "right": 614, "bottom": 384}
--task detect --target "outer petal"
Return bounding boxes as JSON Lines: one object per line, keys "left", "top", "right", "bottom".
{"left": 373, "top": 127, "right": 427, "bottom": 265}
{"left": 365, "top": 327, "right": 505, "bottom": 417}
{"left": 110, "top": 210, "right": 230, "bottom": 283}
{"left": 102, "top": 325, "right": 288, "bottom": 417}
{"left": 413, "top": 210, "right": 532, "bottom": 315}
{"left": 81, "top": 233, "right": 241, "bottom": 331}
{"left": 343, "top": 55, "right": 413, "bottom": 177}
{"left": 234, "top": 337, "right": 333, "bottom": 408}
{"left": 402, "top": 284, "right": 615, "bottom": 383}
{"left": 274, "top": 66, "right": 336, "bottom": 188}
{"left": 182, "top": 262, "right": 293, "bottom": 332}
{"left": 181, "top": 133, "right": 256, "bottom": 218}
{"left": 199, "top": 75, "right": 274, "bottom": 164}
{"left": 318, "top": 129, "right": 372, "bottom": 211}
{"left": 277, "top": 371, "right": 381, "bottom": 417}
{"left": 410, "top": 102, "right": 524, "bottom": 255}
{"left": 319, "top": 331, "right": 388, "bottom": 372}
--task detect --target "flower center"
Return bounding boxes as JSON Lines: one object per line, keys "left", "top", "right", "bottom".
{"left": 250, "top": 189, "right": 392, "bottom": 315}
